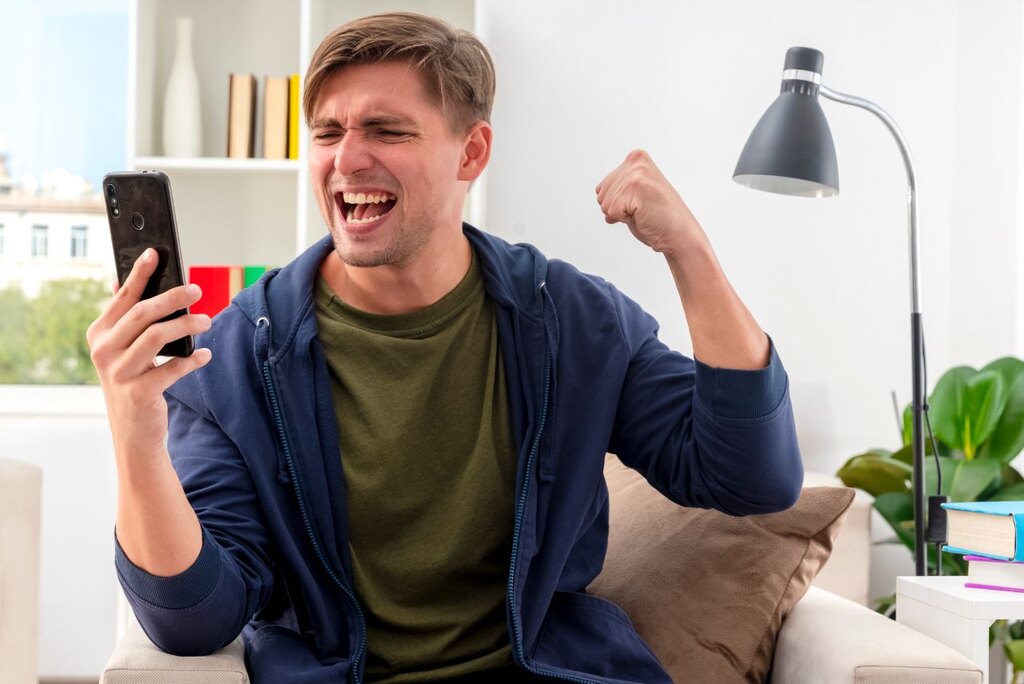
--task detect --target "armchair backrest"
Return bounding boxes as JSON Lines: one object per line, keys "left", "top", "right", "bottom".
{"left": 0, "top": 458, "right": 43, "bottom": 684}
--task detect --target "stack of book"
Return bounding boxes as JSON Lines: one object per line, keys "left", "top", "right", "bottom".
{"left": 189, "top": 265, "right": 268, "bottom": 318}
{"left": 942, "top": 500, "right": 1024, "bottom": 592}
{"left": 227, "top": 73, "right": 300, "bottom": 160}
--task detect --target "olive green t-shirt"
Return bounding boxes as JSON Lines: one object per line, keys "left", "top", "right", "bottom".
{"left": 313, "top": 251, "right": 517, "bottom": 681}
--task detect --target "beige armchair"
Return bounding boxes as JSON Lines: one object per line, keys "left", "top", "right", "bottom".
{"left": 0, "top": 457, "right": 42, "bottom": 684}
{"left": 102, "top": 468, "right": 980, "bottom": 683}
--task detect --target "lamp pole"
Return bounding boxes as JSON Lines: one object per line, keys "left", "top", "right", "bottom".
{"left": 816, "top": 85, "right": 927, "bottom": 576}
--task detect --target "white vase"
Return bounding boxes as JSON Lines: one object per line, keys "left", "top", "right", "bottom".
{"left": 162, "top": 17, "right": 202, "bottom": 157}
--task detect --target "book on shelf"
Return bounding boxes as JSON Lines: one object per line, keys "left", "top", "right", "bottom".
{"left": 263, "top": 76, "right": 289, "bottom": 160}
{"left": 288, "top": 73, "right": 300, "bottom": 160}
{"left": 243, "top": 265, "right": 268, "bottom": 288}
{"left": 942, "top": 500, "right": 1024, "bottom": 561}
{"left": 964, "top": 554, "right": 1024, "bottom": 593}
{"left": 188, "top": 266, "right": 243, "bottom": 318}
{"left": 227, "top": 73, "right": 257, "bottom": 159}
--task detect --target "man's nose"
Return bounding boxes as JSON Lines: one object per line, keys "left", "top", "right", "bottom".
{"left": 334, "top": 131, "right": 372, "bottom": 176}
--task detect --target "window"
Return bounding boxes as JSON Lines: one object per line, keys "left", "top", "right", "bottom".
{"left": 31, "top": 225, "right": 48, "bottom": 257}
{"left": 71, "top": 225, "right": 87, "bottom": 258}
{"left": 0, "top": 1, "right": 127, "bottom": 385}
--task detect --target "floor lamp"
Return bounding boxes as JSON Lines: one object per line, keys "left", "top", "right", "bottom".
{"left": 732, "top": 46, "right": 931, "bottom": 576}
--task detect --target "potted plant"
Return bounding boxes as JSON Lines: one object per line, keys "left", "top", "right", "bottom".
{"left": 836, "top": 356, "right": 1024, "bottom": 673}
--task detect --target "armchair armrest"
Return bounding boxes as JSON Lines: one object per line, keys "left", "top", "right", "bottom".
{"left": 100, "top": 618, "right": 248, "bottom": 684}
{"left": 771, "top": 586, "right": 981, "bottom": 684}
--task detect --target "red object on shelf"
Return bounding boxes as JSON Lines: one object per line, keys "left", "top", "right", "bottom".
{"left": 188, "top": 266, "right": 243, "bottom": 318}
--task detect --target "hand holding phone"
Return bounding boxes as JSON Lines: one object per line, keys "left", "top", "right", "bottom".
{"left": 88, "top": 248, "right": 213, "bottom": 456}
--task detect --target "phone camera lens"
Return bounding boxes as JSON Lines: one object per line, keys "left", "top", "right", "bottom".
{"left": 112, "top": 207, "right": 120, "bottom": 217}
{"left": 131, "top": 212, "right": 144, "bottom": 230}
{"left": 106, "top": 184, "right": 115, "bottom": 196}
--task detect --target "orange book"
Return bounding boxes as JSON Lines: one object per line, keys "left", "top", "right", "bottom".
{"left": 188, "top": 266, "right": 243, "bottom": 317}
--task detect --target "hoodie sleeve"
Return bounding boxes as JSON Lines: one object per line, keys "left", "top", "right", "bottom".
{"left": 114, "top": 374, "right": 276, "bottom": 656}
{"left": 607, "top": 287, "right": 803, "bottom": 516}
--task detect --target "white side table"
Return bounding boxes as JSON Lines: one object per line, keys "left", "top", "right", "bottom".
{"left": 897, "top": 575, "right": 1024, "bottom": 683}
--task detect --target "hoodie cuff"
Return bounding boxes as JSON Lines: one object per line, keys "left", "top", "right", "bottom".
{"left": 115, "top": 525, "right": 222, "bottom": 610}
{"left": 693, "top": 335, "right": 788, "bottom": 420}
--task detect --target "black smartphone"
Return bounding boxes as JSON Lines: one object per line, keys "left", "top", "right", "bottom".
{"left": 103, "top": 170, "right": 194, "bottom": 357}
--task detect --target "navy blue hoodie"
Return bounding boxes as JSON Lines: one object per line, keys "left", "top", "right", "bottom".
{"left": 115, "top": 225, "right": 803, "bottom": 683}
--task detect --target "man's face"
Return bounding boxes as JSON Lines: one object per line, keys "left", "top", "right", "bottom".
{"left": 308, "top": 61, "right": 470, "bottom": 269}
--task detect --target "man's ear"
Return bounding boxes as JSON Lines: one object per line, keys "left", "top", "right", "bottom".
{"left": 457, "top": 121, "right": 492, "bottom": 182}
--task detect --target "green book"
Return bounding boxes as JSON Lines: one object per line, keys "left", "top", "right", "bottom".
{"left": 244, "top": 265, "right": 268, "bottom": 288}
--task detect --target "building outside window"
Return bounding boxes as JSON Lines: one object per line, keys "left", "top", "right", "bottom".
{"left": 31, "top": 224, "right": 48, "bottom": 257}
{"left": 71, "top": 224, "right": 87, "bottom": 258}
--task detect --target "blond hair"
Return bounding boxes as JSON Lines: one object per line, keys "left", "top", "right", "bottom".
{"left": 304, "top": 12, "right": 496, "bottom": 135}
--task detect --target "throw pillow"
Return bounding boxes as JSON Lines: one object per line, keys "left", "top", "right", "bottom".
{"left": 588, "top": 454, "right": 854, "bottom": 683}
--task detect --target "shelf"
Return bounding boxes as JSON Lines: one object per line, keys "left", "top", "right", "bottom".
{"left": 133, "top": 156, "right": 301, "bottom": 173}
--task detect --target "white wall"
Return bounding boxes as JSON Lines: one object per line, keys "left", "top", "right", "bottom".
{"left": 477, "top": 0, "right": 1022, "bottom": 475}
{"left": 950, "top": 0, "right": 1022, "bottom": 366}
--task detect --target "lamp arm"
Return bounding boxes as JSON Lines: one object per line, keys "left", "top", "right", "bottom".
{"left": 819, "top": 84, "right": 920, "bottom": 313}
{"left": 819, "top": 83, "right": 930, "bottom": 576}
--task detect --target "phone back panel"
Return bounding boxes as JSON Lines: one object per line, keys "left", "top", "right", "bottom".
{"left": 103, "top": 171, "right": 192, "bottom": 356}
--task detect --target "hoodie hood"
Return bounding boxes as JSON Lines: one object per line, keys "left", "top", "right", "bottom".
{"left": 232, "top": 223, "right": 550, "bottom": 358}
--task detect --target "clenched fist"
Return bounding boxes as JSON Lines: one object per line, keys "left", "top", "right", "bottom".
{"left": 595, "top": 149, "right": 704, "bottom": 255}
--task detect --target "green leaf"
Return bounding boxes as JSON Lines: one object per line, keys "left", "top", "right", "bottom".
{"left": 891, "top": 440, "right": 944, "bottom": 468}
{"left": 874, "top": 492, "right": 916, "bottom": 549}
{"left": 965, "top": 371, "right": 1009, "bottom": 450}
{"left": 977, "top": 372, "right": 1024, "bottom": 464}
{"left": 903, "top": 404, "right": 913, "bottom": 447}
{"left": 982, "top": 357, "right": 1024, "bottom": 389}
{"left": 873, "top": 592, "right": 896, "bottom": 617}
{"left": 890, "top": 447, "right": 957, "bottom": 497}
{"left": 1010, "top": 620, "right": 1024, "bottom": 641}
{"left": 1003, "top": 465, "right": 1024, "bottom": 486}
{"left": 930, "top": 367, "right": 1008, "bottom": 457}
{"left": 930, "top": 366, "right": 976, "bottom": 450}
{"left": 1006, "top": 639, "right": 1024, "bottom": 672}
{"left": 943, "top": 551, "right": 969, "bottom": 575}
{"left": 836, "top": 453, "right": 913, "bottom": 497}
{"left": 948, "top": 458, "right": 1004, "bottom": 502}
{"left": 987, "top": 483, "right": 1024, "bottom": 502}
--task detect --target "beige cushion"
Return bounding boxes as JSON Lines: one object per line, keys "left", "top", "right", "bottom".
{"left": 101, "top": 617, "right": 248, "bottom": 684}
{"left": 589, "top": 454, "right": 853, "bottom": 684}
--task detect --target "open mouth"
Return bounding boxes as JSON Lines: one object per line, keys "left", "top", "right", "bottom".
{"left": 335, "top": 191, "right": 398, "bottom": 226}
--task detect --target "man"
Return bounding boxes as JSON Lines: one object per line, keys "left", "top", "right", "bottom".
{"left": 88, "top": 12, "right": 802, "bottom": 684}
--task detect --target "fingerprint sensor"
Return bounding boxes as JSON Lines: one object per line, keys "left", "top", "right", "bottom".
{"left": 131, "top": 212, "right": 144, "bottom": 230}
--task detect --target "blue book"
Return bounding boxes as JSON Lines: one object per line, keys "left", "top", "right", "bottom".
{"left": 942, "top": 501, "right": 1024, "bottom": 562}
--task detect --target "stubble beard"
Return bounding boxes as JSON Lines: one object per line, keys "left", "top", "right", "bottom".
{"left": 328, "top": 214, "right": 432, "bottom": 269}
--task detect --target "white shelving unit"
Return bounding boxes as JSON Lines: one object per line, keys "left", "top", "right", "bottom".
{"left": 126, "top": 0, "right": 477, "bottom": 271}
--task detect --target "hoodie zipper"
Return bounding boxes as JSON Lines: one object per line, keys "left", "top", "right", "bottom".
{"left": 259, "top": 347, "right": 367, "bottom": 683}
{"left": 506, "top": 285, "right": 597, "bottom": 684}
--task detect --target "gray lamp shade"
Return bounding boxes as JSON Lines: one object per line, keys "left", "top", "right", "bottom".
{"left": 733, "top": 48, "right": 840, "bottom": 197}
